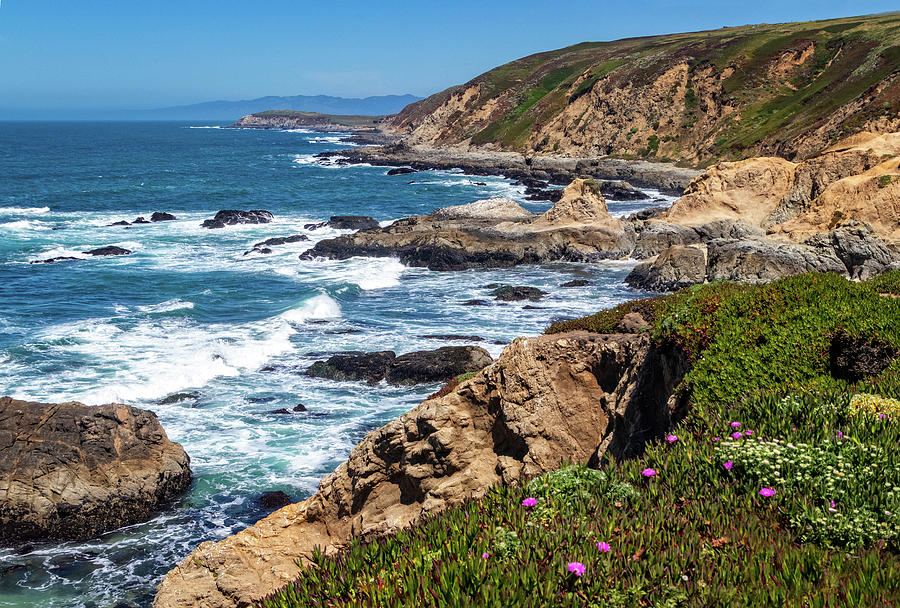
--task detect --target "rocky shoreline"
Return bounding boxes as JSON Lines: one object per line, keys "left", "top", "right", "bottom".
{"left": 320, "top": 143, "right": 699, "bottom": 194}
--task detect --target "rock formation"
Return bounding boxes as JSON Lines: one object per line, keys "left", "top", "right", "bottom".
{"left": 201, "top": 210, "right": 274, "bottom": 229}
{"left": 154, "top": 330, "right": 687, "bottom": 608}
{"left": 0, "top": 397, "right": 191, "bottom": 544}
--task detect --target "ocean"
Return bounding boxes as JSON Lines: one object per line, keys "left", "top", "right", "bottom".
{"left": 0, "top": 121, "right": 669, "bottom": 607}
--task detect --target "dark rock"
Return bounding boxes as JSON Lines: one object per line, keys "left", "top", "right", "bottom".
{"left": 385, "top": 346, "right": 493, "bottom": 386}
{"left": 626, "top": 206, "right": 668, "bottom": 222}
{"left": 561, "top": 280, "right": 591, "bottom": 287}
{"left": 386, "top": 167, "right": 417, "bottom": 176}
{"left": 626, "top": 245, "right": 708, "bottom": 292}
{"left": 83, "top": 246, "right": 132, "bottom": 257}
{"left": 29, "top": 256, "right": 83, "bottom": 265}
{"left": 258, "top": 491, "right": 294, "bottom": 510}
{"left": 805, "top": 220, "right": 897, "bottom": 280}
{"left": 293, "top": 403, "right": 307, "bottom": 412}
{"left": 306, "top": 351, "right": 397, "bottom": 385}
{"left": 830, "top": 334, "right": 897, "bottom": 382}
{"left": 0, "top": 397, "right": 191, "bottom": 544}
{"left": 463, "top": 299, "right": 489, "bottom": 306}
{"left": 472, "top": 181, "right": 487, "bottom": 186}
{"left": 245, "top": 234, "right": 310, "bottom": 255}
{"left": 270, "top": 408, "right": 292, "bottom": 415}
{"left": 421, "top": 335, "right": 484, "bottom": 342}
{"left": 491, "top": 286, "right": 548, "bottom": 302}
{"left": 706, "top": 240, "right": 845, "bottom": 284}
{"left": 157, "top": 392, "right": 200, "bottom": 405}
{"left": 631, "top": 221, "right": 702, "bottom": 258}
{"left": 108, "top": 220, "right": 131, "bottom": 227}
{"left": 151, "top": 212, "right": 177, "bottom": 222}
{"left": 596, "top": 180, "right": 648, "bottom": 201}
{"left": 304, "top": 216, "right": 380, "bottom": 231}
{"left": 132, "top": 217, "right": 150, "bottom": 224}
{"left": 201, "top": 210, "right": 274, "bottom": 229}
{"left": 522, "top": 305, "right": 546, "bottom": 310}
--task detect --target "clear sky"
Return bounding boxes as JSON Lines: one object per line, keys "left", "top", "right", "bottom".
{"left": 0, "top": 0, "right": 897, "bottom": 111}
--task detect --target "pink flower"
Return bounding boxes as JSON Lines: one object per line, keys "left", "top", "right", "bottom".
{"left": 723, "top": 460, "right": 733, "bottom": 470}
{"left": 759, "top": 488, "right": 776, "bottom": 497}
{"left": 745, "top": 430, "right": 753, "bottom": 436}
{"left": 642, "top": 468, "right": 657, "bottom": 477}
{"left": 596, "top": 541, "right": 611, "bottom": 552}
{"left": 521, "top": 497, "right": 538, "bottom": 508}
{"left": 713, "top": 436, "right": 721, "bottom": 442}
{"left": 837, "top": 430, "right": 844, "bottom": 440}
{"left": 482, "top": 552, "right": 489, "bottom": 559}
{"left": 666, "top": 434, "right": 678, "bottom": 443}
{"left": 567, "top": 561, "right": 586, "bottom": 577}
{"left": 730, "top": 421, "right": 741, "bottom": 428}
{"left": 828, "top": 500, "right": 837, "bottom": 513}
{"left": 731, "top": 432, "right": 743, "bottom": 440}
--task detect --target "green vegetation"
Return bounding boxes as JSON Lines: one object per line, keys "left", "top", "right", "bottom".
{"left": 879, "top": 174, "right": 894, "bottom": 188}
{"left": 394, "top": 13, "right": 900, "bottom": 164}
{"left": 263, "top": 273, "right": 900, "bottom": 607}
{"left": 251, "top": 110, "right": 385, "bottom": 127}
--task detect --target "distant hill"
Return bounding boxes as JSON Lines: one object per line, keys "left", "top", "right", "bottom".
{"left": 124, "top": 94, "right": 422, "bottom": 121}
{"left": 385, "top": 13, "right": 900, "bottom": 166}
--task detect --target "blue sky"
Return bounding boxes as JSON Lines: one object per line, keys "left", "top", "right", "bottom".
{"left": 0, "top": 0, "right": 897, "bottom": 110}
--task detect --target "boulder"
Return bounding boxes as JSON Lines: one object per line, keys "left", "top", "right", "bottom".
{"left": 804, "top": 220, "right": 898, "bottom": 279}
{"left": 306, "top": 351, "right": 397, "bottom": 385}
{"left": 0, "top": 397, "right": 191, "bottom": 544}
{"left": 706, "top": 239, "right": 845, "bottom": 284}
{"left": 304, "top": 216, "right": 380, "bottom": 231}
{"left": 108, "top": 220, "right": 131, "bottom": 227}
{"left": 133, "top": 217, "right": 150, "bottom": 224}
{"left": 596, "top": 180, "right": 648, "bottom": 200}
{"left": 386, "top": 167, "right": 417, "bottom": 175}
{"left": 385, "top": 346, "right": 493, "bottom": 385}
{"left": 245, "top": 234, "right": 310, "bottom": 255}
{"left": 83, "top": 246, "right": 132, "bottom": 257}
{"left": 626, "top": 245, "right": 708, "bottom": 291}
{"left": 491, "top": 285, "right": 548, "bottom": 301}
{"left": 201, "top": 210, "right": 274, "bottom": 229}
{"left": 829, "top": 335, "right": 897, "bottom": 382}
{"left": 561, "top": 279, "right": 591, "bottom": 287}
{"left": 151, "top": 212, "right": 177, "bottom": 222}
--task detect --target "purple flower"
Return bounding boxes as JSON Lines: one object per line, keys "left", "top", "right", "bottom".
{"left": 745, "top": 430, "right": 753, "bottom": 436}
{"left": 837, "top": 430, "right": 844, "bottom": 440}
{"left": 731, "top": 432, "right": 743, "bottom": 440}
{"left": 713, "top": 436, "right": 721, "bottom": 442}
{"left": 828, "top": 500, "right": 837, "bottom": 512}
{"left": 666, "top": 434, "right": 678, "bottom": 443}
{"left": 521, "top": 497, "right": 538, "bottom": 508}
{"left": 759, "top": 488, "right": 776, "bottom": 497}
{"left": 482, "top": 552, "right": 489, "bottom": 559}
{"left": 642, "top": 468, "right": 657, "bottom": 478}
{"left": 567, "top": 561, "right": 586, "bottom": 577}
{"left": 723, "top": 460, "right": 733, "bottom": 470}
{"left": 730, "top": 421, "right": 741, "bottom": 428}
{"left": 596, "top": 541, "right": 611, "bottom": 553}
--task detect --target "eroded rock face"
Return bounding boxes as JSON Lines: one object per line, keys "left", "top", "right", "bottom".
{"left": 153, "top": 331, "right": 687, "bottom": 608}
{"left": 627, "top": 245, "right": 708, "bottom": 292}
{"left": 201, "top": 210, "right": 274, "bottom": 229}
{"left": 0, "top": 397, "right": 191, "bottom": 544}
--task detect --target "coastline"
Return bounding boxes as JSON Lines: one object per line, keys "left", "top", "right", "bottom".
{"left": 321, "top": 143, "right": 700, "bottom": 194}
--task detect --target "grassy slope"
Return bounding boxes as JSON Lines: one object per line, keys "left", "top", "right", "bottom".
{"left": 263, "top": 272, "right": 900, "bottom": 607}
{"left": 391, "top": 13, "right": 900, "bottom": 165}
{"left": 249, "top": 110, "right": 386, "bottom": 127}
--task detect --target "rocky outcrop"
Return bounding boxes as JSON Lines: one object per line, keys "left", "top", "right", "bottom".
{"left": 491, "top": 286, "right": 547, "bottom": 301}
{"left": 244, "top": 235, "right": 309, "bottom": 255}
{"left": 201, "top": 210, "right": 274, "bottom": 229}
{"left": 154, "top": 330, "right": 688, "bottom": 608}
{"left": 306, "top": 346, "right": 493, "bottom": 386}
{"left": 304, "top": 216, "right": 380, "bottom": 231}
{"left": 84, "top": 246, "right": 132, "bottom": 257}
{"left": 151, "top": 212, "right": 177, "bottom": 222}
{"left": 626, "top": 245, "right": 708, "bottom": 292}
{"left": 0, "top": 397, "right": 191, "bottom": 544}
{"left": 431, "top": 198, "right": 534, "bottom": 222}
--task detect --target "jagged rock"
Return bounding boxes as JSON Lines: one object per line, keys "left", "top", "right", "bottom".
{"left": 706, "top": 239, "right": 845, "bottom": 284}
{"left": 596, "top": 180, "right": 648, "bottom": 200}
{"left": 805, "top": 220, "right": 897, "bottom": 279}
{"left": 421, "top": 335, "right": 484, "bottom": 342}
{"left": 626, "top": 245, "right": 708, "bottom": 292}
{"left": 158, "top": 392, "right": 200, "bottom": 405}
{"left": 29, "top": 256, "right": 83, "bottom": 265}
{"left": 463, "top": 299, "right": 489, "bottom": 306}
{"left": 561, "top": 279, "right": 591, "bottom": 287}
{"left": 154, "top": 331, "right": 688, "bottom": 608}
{"left": 151, "top": 212, "right": 177, "bottom": 222}
{"left": 306, "top": 351, "right": 397, "bottom": 385}
{"left": 0, "top": 397, "right": 190, "bottom": 544}
{"left": 532, "top": 179, "right": 614, "bottom": 227}
{"left": 244, "top": 234, "right": 310, "bottom": 255}
{"left": 201, "top": 210, "right": 274, "bottom": 229}
{"left": 627, "top": 206, "right": 668, "bottom": 221}
{"left": 386, "top": 167, "right": 417, "bottom": 175}
{"left": 304, "top": 216, "right": 379, "bottom": 231}
{"left": 631, "top": 221, "right": 701, "bottom": 258}
{"left": 133, "top": 217, "right": 150, "bottom": 224}
{"left": 385, "top": 346, "right": 493, "bottom": 385}
{"left": 491, "top": 286, "right": 548, "bottom": 301}
{"left": 109, "top": 220, "right": 131, "bottom": 227}
{"left": 83, "top": 246, "right": 132, "bottom": 257}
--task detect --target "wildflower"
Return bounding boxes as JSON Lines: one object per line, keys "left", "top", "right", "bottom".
{"left": 713, "top": 436, "right": 721, "bottom": 442}
{"left": 837, "top": 430, "right": 844, "bottom": 440}
{"left": 828, "top": 500, "right": 837, "bottom": 513}
{"left": 731, "top": 432, "right": 743, "bottom": 440}
{"left": 759, "top": 488, "right": 776, "bottom": 497}
{"left": 642, "top": 468, "right": 657, "bottom": 478}
{"left": 482, "top": 552, "right": 489, "bottom": 559}
{"left": 596, "top": 541, "right": 611, "bottom": 552}
{"left": 666, "top": 434, "right": 678, "bottom": 443}
{"left": 521, "top": 497, "right": 538, "bottom": 508}
{"left": 745, "top": 430, "right": 753, "bottom": 436}
{"left": 730, "top": 421, "right": 741, "bottom": 428}
{"left": 723, "top": 460, "right": 733, "bottom": 470}
{"left": 567, "top": 561, "right": 586, "bottom": 577}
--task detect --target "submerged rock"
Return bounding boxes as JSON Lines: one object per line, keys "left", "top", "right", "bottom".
{"left": 561, "top": 279, "right": 591, "bottom": 287}
{"left": 157, "top": 392, "right": 200, "bottom": 405}
{"left": 244, "top": 234, "right": 309, "bottom": 255}
{"left": 386, "top": 167, "right": 417, "bottom": 175}
{"left": 491, "top": 285, "right": 548, "bottom": 301}
{"left": 201, "top": 210, "right": 274, "bottom": 229}
{"left": 304, "top": 216, "right": 380, "bottom": 231}
{"left": 29, "top": 256, "right": 83, "bottom": 265}
{"left": 151, "top": 212, "right": 177, "bottom": 222}
{"left": 0, "top": 397, "right": 191, "bottom": 544}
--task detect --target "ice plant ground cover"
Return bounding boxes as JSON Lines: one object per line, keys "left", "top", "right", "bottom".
{"left": 262, "top": 273, "right": 900, "bottom": 607}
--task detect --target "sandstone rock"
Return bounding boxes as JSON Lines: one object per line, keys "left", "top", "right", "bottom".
{"left": 626, "top": 245, "right": 708, "bottom": 292}
{"left": 201, "top": 210, "right": 274, "bottom": 229}
{"left": 616, "top": 312, "right": 651, "bottom": 333}
{"left": 430, "top": 198, "right": 534, "bottom": 221}
{"left": 153, "top": 331, "right": 687, "bottom": 608}
{"left": 83, "top": 246, "right": 132, "bottom": 257}
{"left": 532, "top": 179, "right": 615, "bottom": 228}
{"left": 0, "top": 397, "right": 191, "bottom": 544}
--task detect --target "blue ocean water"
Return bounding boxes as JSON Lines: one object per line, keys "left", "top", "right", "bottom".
{"left": 0, "top": 122, "right": 667, "bottom": 607}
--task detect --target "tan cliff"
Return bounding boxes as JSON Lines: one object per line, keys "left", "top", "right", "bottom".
{"left": 154, "top": 330, "right": 687, "bottom": 607}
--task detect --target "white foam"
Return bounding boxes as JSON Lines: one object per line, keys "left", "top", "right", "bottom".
{"left": 0, "top": 206, "right": 50, "bottom": 215}
{"left": 136, "top": 299, "right": 195, "bottom": 313}
{"left": 291, "top": 154, "right": 370, "bottom": 168}
{"left": 187, "top": 126, "right": 223, "bottom": 129}
{"left": 280, "top": 294, "right": 341, "bottom": 324}
{"left": 0, "top": 219, "right": 51, "bottom": 232}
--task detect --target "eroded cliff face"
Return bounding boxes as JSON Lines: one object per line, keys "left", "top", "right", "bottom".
{"left": 154, "top": 330, "right": 687, "bottom": 608}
